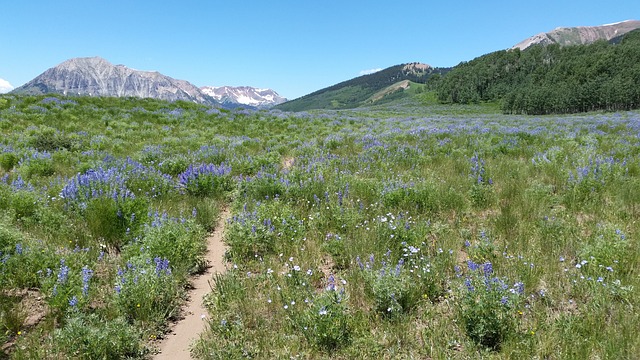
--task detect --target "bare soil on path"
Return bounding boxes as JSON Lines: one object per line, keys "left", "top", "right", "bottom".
{"left": 154, "top": 207, "right": 230, "bottom": 360}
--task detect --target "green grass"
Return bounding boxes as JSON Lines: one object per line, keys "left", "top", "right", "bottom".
{"left": 0, "top": 94, "right": 639, "bottom": 358}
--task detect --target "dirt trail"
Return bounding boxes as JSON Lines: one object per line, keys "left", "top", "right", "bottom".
{"left": 282, "top": 156, "right": 294, "bottom": 171}
{"left": 155, "top": 207, "right": 230, "bottom": 360}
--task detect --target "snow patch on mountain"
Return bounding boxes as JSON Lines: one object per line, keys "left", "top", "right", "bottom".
{"left": 201, "top": 86, "right": 286, "bottom": 109}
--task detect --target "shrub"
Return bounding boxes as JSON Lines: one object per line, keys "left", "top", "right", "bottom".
{"left": 113, "top": 256, "right": 182, "bottom": 325}
{"left": 178, "top": 163, "right": 233, "bottom": 197}
{"left": 27, "top": 126, "right": 75, "bottom": 152}
{"left": 47, "top": 313, "right": 143, "bottom": 359}
{"left": 457, "top": 260, "right": 524, "bottom": 350}
{"left": 293, "top": 283, "right": 352, "bottom": 351}
{"left": 84, "top": 195, "right": 148, "bottom": 249}
{"left": 61, "top": 167, "right": 149, "bottom": 248}
{"left": 358, "top": 247, "right": 441, "bottom": 317}
{"left": 121, "top": 158, "right": 176, "bottom": 198}
{"left": 128, "top": 214, "right": 206, "bottom": 276}
{"left": 0, "top": 217, "right": 23, "bottom": 253}
{"left": 9, "top": 188, "right": 41, "bottom": 220}
{"left": 157, "top": 154, "right": 191, "bottom": 176}
{"left": 18, "top": 151, "right": 55, "bottom": 178}
{"left": 238, "top": 171, "right": 288, "bottom": 201}
{"left": 0, "top": 151, "right": 19, "bottom": 171}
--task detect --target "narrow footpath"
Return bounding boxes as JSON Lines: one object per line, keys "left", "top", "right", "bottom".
{"left": 155, "top": 207, "right": 230, "bottom": 360}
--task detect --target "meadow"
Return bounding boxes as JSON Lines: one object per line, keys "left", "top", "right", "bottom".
{"left": 0, "top": 94, "right": 638, "bottom": 359}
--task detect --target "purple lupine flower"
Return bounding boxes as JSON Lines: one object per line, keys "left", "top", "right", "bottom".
{"left": 513, "top": 282, "right": 525, "bottom": 295}
{"left": 81, "top": 266, "right": 93, "bottom": 297}
{"left": 326, "top": 274, "right": 336, "bottom": 291}
{"left": 395, "top": 258, "right": 404, "bottom": 276}
{"left": 57, "top": 260, "right": 69, "bottom": 284}
{"left": 482, "top": 262, "right": 493, "bottom": 276}
{"left": 467, "top": 260, "right": 479, "bottom": 271}
{"left": 464, "top": 278, "right": 475, "bottom": 292}
{"left": 454, "top": 265, "right": 462, "bottom": 277}
{"left": 154, "top": 257, "right": 171, "bottom": 276}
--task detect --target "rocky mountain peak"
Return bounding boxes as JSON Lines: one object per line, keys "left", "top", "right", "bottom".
{"left": 512, "top": 20, "right": 640, "bottom": 50}
{"left": 200, "top": 85, "right": 287, "bottom": 109}
{"left": 11, "top": 57, "right": 216, "bottom": 105}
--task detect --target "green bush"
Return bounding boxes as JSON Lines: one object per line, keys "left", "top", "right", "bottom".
{"left": 18, "top": 154, "right": 55, "bottom": 179}
{"left": 294, "top": 287, "right": 352, "bottom": 350}
{"left": 457, "top": 260, "right": 524, "bottom": 350}
{"left": 0, "top": 152, "right": 19, "bottom": 171}
{"left": 47, "top": 313, "right": 143, "bottom": 359}
{"left": 358, "top": 248, "right": 440, "bottom": 317}
{"left": 9, "top": 190, "right": 41, "bottom": 220}
{"left": 129, "top": 216, "right": 206, "bottom": 275}
{"left": 113, "top": 256, "right": 182, "bottom": 325}
{"left": 84, "top": 196, "right": 148, "bottom": 249}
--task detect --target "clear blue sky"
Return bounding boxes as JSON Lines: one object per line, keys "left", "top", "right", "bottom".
{"left": 1, "top": 1, "right": 638, "bottom": 99}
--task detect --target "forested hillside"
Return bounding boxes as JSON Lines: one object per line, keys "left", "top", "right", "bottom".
{"left": 276, "top": 63, "right": 448, "bottom": 111}
{"left": 437, "top": 30, "right": 640, "bottom": 114}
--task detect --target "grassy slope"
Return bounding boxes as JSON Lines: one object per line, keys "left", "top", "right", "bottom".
{"left": 275, "top": 64, "right": 448, "bottom": 112}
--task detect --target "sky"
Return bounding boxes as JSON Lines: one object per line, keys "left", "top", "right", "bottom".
{"left": 1, "top": 1, "right": 639, "bottom": 99}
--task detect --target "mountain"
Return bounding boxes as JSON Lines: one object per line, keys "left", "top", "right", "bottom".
{"left": 437, "top": 26, "right": 640, "bottom": 114}
{"left": 201, "top": 86, "right": 286, "bottom": 109}
{"left": 11, "top": 57, "right": 217, "bottom": 105}
{"left": 512, "top": 20, "right": 640, "bottom": 50}
{"left": 609, "top": 28, "right": 640, "bottom": 44}
{"left": 275, "top": 63, "right": 449, "bottom": 111}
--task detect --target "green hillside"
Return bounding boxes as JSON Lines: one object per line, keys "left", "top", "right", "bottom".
{"left": 437, "top": 29, "right": 640, "bottom": 114}
{"left": 275, "top": 63, "right": 449, "bottom": 111}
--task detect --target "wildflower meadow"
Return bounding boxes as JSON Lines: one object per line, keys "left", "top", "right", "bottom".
{"left": 0, "top": 94, "right": 638, "bottom": 358}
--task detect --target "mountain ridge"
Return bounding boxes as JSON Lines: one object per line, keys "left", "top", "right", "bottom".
{"left": 512, "top": 19, "right": 640, "bottom": 50}
{"left": 12, "top": 57, "right": 219, "bottom": 105}
{"left": 201, "top": 86, "right": 286, "bottom": 109}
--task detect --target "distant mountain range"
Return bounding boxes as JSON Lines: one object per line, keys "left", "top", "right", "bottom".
{"left": 201, "top": 86, "right": 286, "bottom": 109}
{"left": 274, "top": 20, "right": 640, "bottom": 112}
{"left": 512, "top": 19, "right": 640, "bottom": 50}
{"left": 7, "top": 20, "right": 640, "bottom": 112}
{"left": 10, "top": 57, "right": 285, "bottom": 109}
{"left": 275, "top": 63, "right": 449, "bottom": 111}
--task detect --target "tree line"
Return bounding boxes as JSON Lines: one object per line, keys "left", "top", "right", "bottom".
{"left": 436, "top": 30, "right": 640, "bottom": 114}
